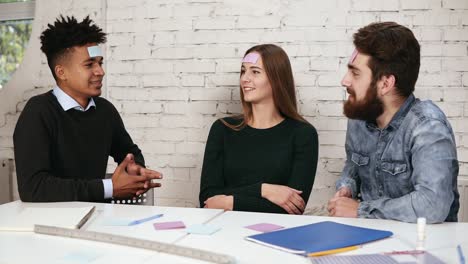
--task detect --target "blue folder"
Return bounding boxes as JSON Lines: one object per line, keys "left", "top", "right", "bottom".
{"left": 245, "top": 221, "right": 393, "bottom": 255}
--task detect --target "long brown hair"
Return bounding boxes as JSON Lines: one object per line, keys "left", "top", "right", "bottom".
{"left": 222, "top": 44, "right": 307, "bottom": 130}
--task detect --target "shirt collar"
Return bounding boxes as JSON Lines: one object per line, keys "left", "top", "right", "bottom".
{"left": 365, "top": 94, "right": 416, "bottom": 131}
{"left": 52, "top": 86, "right": 96, "bottom": 112}
{"left": 387, "top": 94, "right": 416, "bottom": 130}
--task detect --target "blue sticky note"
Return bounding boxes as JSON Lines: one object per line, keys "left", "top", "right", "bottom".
{"left": 61, "top": 251, "right": 100, "bottom": 263}
{"left": 87, "top": 45, "right": 102, "bottom": 58}
{"left": 186, "top": 224, "right": 221, "bottom": 235}
{"left": 100, "top": 218, "right": 131, "bottom": 226}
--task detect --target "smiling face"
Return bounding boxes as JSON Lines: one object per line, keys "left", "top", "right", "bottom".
{"left": 341, "top": 52, "right": 383, "bottom": 121}
{"left": 240, "top": 53, "right": 274, "bottom": 106}
{"left": 55, "top": 43, "right": 105, "bottom": 106}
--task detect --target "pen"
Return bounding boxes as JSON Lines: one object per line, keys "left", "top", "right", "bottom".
{"left": 308, "top": 245, "right": 359, "bottom": 257}
{"left": 458, "top": 245, "right": 466, "bottom": 264}
{"left": 128, "top": 213, "right": 163, "bottom": 226}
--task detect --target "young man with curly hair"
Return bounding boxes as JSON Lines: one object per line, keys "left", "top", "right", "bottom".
{"left": 13, "top": 16, "right": 162, "bottom": 202}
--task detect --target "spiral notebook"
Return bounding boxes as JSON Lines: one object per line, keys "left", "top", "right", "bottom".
{"left": 245, "top": 221, "right": 393, "bottom": 255}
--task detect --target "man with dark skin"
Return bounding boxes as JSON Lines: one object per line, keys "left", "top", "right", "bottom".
{"left": 14, "top": 16, "right": 162, "bottom": 202}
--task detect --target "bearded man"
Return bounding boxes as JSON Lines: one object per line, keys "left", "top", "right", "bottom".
{"left": 327, "top": 22, "right": 459, "bottom": 223}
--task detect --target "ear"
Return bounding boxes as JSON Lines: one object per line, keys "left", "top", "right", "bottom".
{"left": 379, "top": 75, "right": 396, "bottom": 96}
{"left": 54, "top": 64, "right": 66, "bottom": 81}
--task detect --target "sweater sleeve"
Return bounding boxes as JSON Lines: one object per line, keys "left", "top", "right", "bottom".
{"left": 285, "top": 124, "right": 319, "bottom": 206}
{"left": 233, "top": 194, "right": 287, "bottom": 213}
{"left": 199, "top": 120, "right": 261, "bottom": 205}
{"left": 199, "top": 120, "right": 228, "bottom": 206}
{"left": 13, "top": 98, "right": 104, "bottom": 202}
{"left": 107, "top": 101, "right": 145, "bottom": 167}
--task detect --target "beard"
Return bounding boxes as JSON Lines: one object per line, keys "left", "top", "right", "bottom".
{"left": 343, "top": 82, "right": 383, "bottom": 122}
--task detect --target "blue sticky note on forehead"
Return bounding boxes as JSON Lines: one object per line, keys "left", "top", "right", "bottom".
{"left": 87, "top": 46, "right": 103, "bottom": 58}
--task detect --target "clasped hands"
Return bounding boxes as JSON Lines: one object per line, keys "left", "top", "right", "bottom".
{"left": 204, "top": 183, "right": 306, "bottom": 215}
{"left": 327, "top": 187, "right": 359, "bottom": 218}
{"left": 111, "top": 153, "right": 162, "bottom": 198}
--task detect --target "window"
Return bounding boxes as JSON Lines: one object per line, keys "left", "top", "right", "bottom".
{"left": 0, "top": 0, "right": 34, "bottom": 89}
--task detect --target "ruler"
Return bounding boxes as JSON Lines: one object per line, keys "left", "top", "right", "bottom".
{"left": 34, "top": 225, "right": 235, "bottom": 264}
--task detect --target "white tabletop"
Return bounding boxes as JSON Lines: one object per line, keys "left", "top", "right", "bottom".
{"left": 0, "top": 201, "right": 223, "bottom": 264}
{"left": 0, "top": 201, "right": 467, "bottom": 264}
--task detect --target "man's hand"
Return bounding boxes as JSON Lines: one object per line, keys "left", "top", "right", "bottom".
{"left": 333, "top": 187, "right": 352, "bottom": 198}
{"left": 112, "top": 154, "right": 162, "bottom": 198}
{"left": 203, "top": 195, "right": 233, "bottom": 210}
{"left": 125, "top": 154, "right": 163, "bottom": 196}
{"left": 327, "top": 196, "right": 359, "bottom": 218}
{"left": 261, "top": 183, "right": 305, "bottom": 215}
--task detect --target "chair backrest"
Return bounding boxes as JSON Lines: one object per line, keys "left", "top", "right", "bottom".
{"left": 0, "top": 159, "right": 13, "bottom": 205}
{"left": 105, "top": 173, "right": 154, "bottom": 206}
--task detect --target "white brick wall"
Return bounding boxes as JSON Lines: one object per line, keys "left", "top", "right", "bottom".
{"left": 1, "top": 0, "right": 467, "bottom": 217}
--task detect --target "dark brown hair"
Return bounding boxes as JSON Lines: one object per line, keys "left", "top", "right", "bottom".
{"left": 222, "top": 44, "right": 307, "bottom": 130}
{"left": 353, "top": 22, "right": 420, "bottom": 97}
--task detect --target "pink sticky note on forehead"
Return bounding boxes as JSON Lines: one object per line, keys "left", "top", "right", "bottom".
{"left": 349, "top": 49, "right": 358, "bottom": 63}
{"left": 242, "top": 53, "right": 260, "bottom": 64}
{"left": 245, "top": 223, "right": 284, "bottom": 233}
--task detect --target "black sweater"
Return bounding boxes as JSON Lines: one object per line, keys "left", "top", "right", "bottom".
{"left": 13, "top": 90, "right": 144, "bottom": 202}
{"left": 199, "top": 117, "right": 319, "bottom": 214}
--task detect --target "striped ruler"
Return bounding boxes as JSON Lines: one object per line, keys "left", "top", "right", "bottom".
{"left": 34, "top": 225, "right": 235, "bottom": 264}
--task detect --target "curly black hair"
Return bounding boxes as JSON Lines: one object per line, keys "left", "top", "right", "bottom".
{"left": 40, "top": 15, "right": 106, "bottom": 80}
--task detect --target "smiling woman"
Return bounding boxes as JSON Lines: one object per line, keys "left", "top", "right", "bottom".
{"left": 199, "top": 44, "right": 319, "bottom": 215}
{"left": 0, "top": 0, "right": 34, "bottom": 89}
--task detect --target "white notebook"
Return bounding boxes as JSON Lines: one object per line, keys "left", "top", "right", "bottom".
{"left": 0, "top": 206, "right": 95, "bottom": 232}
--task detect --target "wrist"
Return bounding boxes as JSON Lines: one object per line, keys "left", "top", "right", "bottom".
{"left": 226, "top": 195, "right": 234, "bottom": 210}
{"left": 261, "top": 183, "right": 270, "bottom": 199}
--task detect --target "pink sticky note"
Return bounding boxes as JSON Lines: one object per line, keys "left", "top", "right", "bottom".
{"left": 245, "top": 223, "right": 284, "bottom": 233}
{"left": 349, "top": 49, "right": 358, "bottom": 63}
{"left": 242, "top": 53, "right": 260, "bottom": 64}
{"left": 153, "top": 221, "right": 186, "bottom": 230}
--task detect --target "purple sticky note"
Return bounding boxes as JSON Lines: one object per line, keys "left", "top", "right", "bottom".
{"left": 153, "top": 221, "right": 186, "bottom": 230}
{"left": 242, "top": 53, "right": 260, "bottom": 64}
{"left": 245, "top": 223, "right": 284, "bottom": 233}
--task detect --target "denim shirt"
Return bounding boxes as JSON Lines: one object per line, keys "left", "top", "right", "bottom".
{"left": 336, "top": 94, "right": 459, "bottom": 223}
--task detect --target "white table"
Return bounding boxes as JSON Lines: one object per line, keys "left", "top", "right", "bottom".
{"left": 0, "top": 201, "right": 222, "bottom": 264}
{"left": 0, "top": 201, "right": 466, "bottom": 264}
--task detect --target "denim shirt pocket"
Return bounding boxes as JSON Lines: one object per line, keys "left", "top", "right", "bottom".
{"left": 381, "top": 161, "right": 411, "bottom": 197}
{"left": 381, "top": 161, "right": 407, "bottom": 175}
{"left": 351, "top": 152, "right": 369, "bottom": 166}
